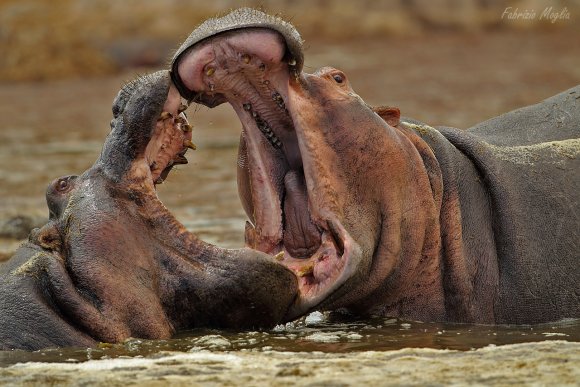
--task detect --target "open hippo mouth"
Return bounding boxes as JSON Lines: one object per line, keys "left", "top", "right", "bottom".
{"left": 110, "top": 75, "right": 196, "bottom": 189}
{"left": 171, "top": 9, "right": 361, "bottom": 318}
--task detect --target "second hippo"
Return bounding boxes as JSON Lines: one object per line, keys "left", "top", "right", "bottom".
{"left": 0, "top": 70, "right": 297, "bottom": 351}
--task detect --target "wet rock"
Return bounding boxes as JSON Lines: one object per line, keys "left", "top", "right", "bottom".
{"left": 191, "top": 335, "right": 232, "bottom": 350}
{"left": 304, "top": 332, "right": 343, "bottom": 343}
{"left": 0, "top": 215, "right": 46, "bottom": 240}
{"left": 304, "top": 311, "right": 326, "bottom": 325}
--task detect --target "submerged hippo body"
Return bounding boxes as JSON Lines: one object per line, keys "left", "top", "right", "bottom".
{"left": 0, "top": 71, "right": 297, "bottom": 351}
{"left": 171, "top": 8, "right": 579, "bottom": 324}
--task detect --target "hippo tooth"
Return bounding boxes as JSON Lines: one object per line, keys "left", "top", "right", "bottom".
{"left": 288, "top": 58, "right": 296, "bottom": 66}
{"left": 209, "top": 84, "right": 215, "bottom": 91}
{"left": 274, "top": 251, "right": 285, "bottom": 261}
{"left": 181, "top": 124, "right": 193, "bottom": 133}
{"left": 263, "top": 80, "right": 270, "bottom": 85}
{"left": 183, "top": 140, "right": 197, "bottom": 150}
{"left": 154, "top": 177, "right": 164, "bottom": 184}
{"left": 296, "top": 263, "right": 314, "bottom": 277}
{"left": 178, "top": 103, "right": 188, "bottom": 113}
{"left": 205, "top": 67, "right": 215, "bottom": 77}
{"left": 243, "top": 103, "right": 252, "bottom": 111}
{"left": 241, "top": 54, "right": 251, "bottom": 64}
{"left": 158, "top": 111, "right": 172, "bottom": 120}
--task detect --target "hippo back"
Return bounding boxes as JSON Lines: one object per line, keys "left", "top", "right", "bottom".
{"left": 467, "top": 85, "right": 580, "bottom": 146}
{"left": 438, "top": 86, "right": 580, "bottom": 323}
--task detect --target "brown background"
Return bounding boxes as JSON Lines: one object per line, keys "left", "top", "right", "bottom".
{"left": 0, "top": 0, "right": 578, "bottom": 257}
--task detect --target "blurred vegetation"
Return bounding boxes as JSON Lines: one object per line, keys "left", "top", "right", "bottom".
{"left": 0, "top": 0, "right": 578, "bottom": 81}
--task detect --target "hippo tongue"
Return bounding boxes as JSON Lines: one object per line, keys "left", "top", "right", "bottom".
{"left": 283, "top": 170, "right": 321, "bottom": 258}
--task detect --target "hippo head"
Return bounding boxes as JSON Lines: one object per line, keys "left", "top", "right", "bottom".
{"left": 172, "top": 9, "right": 444, "bottom": 320}
{"left": 28, "top": 70, "right": 298, "bottom": 344}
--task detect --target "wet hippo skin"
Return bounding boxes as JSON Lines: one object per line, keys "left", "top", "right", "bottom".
{"left": 0, "top": 70, "right": 297, "bottom": 351}
{"left": 171, "top": 8, "right": 579, "bottom": 325}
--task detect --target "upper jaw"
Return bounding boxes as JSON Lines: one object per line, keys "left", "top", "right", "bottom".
{"left": 171, "top": 7, "right": 304, "bottom": 104}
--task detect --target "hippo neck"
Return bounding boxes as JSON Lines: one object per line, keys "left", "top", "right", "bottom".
{"left": 402, "top": 121, "right": 499, "bottom": 323}
{"left": 103, "top": 168, "right": 211, "bottom": 261}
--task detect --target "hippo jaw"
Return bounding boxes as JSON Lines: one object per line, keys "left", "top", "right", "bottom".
{"left": 100, "top": 73, "right": 194, "bottom": 190}
{"left": 174, "top": 21, "right": 364, "bottom": 319}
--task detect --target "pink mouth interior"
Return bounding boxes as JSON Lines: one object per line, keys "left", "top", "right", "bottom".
{"left": 143, "top": 87, "right": 194, "bottom": 187}
{"left": 177, "top": 29, "right": 356, "bottom": 316}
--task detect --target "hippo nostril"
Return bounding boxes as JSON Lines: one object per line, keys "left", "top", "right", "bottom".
{"left": 57, "top": 180, "right": 68, "bottom": 191}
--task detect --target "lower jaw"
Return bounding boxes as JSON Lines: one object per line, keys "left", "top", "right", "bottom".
{"left": 247, "top": 216, "right": 358, "bottom": 319}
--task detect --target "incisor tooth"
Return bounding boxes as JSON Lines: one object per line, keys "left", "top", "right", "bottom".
{"left": 274, "top": 251, "right": 285, "bottom": 261}
{"left": 297, "top": 263, "right": 314, "bottom": 277}
{"left": 206, "top": 67, "right": 215, "bottom": 77}
{"left": 178, "top": 104, "right": 188, "bottom": 113}
{"left": 181, "top": 124, "right": 193, "bottom": 133}
{"left": 183, "top": 140, "right": 197, "bottom": 150}
{"left": 158, "top": 111, "right": 172, "bottom": 120}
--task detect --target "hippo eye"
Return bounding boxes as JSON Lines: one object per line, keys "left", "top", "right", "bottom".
{"left": 332, "top": 73, "right": 344, "bottom": 84}
{"left": 56, "top": 178, "right": 69, "bottom": 192}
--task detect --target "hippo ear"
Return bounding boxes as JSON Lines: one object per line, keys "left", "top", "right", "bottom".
{"left": 29, "top": 223, "right": 62, "bottom": 252}
{"left": 374, "top": 106, "right": 401, "bottom": 127}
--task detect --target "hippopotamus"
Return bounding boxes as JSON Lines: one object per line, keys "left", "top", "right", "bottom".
{"left": 0, "top": 70, "right": 297, "bottom": 351}
{"left": 170, "top": 8, "right": 579, "bottom": 324}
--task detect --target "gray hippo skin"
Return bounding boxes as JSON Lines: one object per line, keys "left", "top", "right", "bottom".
{"left": 0, "top": 70, "right": 297, "bottom": 351}
{"left": 171, "top": 8, "right": 579, "bottom": 324}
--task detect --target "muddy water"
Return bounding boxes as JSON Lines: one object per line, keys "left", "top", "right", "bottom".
{"left": 0, "top": 32, "right": 579, "bottom": 383}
